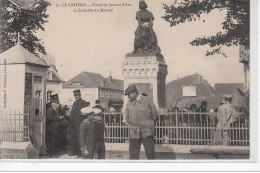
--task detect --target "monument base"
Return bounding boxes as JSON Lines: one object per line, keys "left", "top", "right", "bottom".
{"left": 122, "top": 53, "right": 168, "bottom": 112}
{"left": 0, "top": 141, "right": 38, "bottom": 159}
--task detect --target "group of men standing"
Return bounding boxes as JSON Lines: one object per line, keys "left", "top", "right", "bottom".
{"left": 45, "top": 83, "right": 240, "bottom": 159}
{"left": 45, "top": 84, "right": 159, "bottom": 160}
{"left": 46, "top": 94, "right": 69, "bottom": 157}
{"left": 46, "top": 89, "right": 105, "bottom": 159}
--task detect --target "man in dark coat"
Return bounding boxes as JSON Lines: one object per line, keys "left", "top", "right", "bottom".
{"left": 46, "top": 94, "right": 59, "bottom": 155}
{"left": 93, "top": 102, "right": 105, "bottom": 159}
{"left": 197, "top": 101, "right": 209, "bottom": 124}
{"left": 79, "top": 107, "right": 96, "bottom": 159}
{"left": 46, "top": 94, "right": 59, "bottom": 111}
{"left": 70, "top": 89, "right": 90, "bottom": 156}
{"left": 196, "top": 101, "right": 209, "bottom": 143}
{"left": 125, "top": 84, "right": 158, "bottom": 159}
{"left": 46, "top": 102, "right": 61, "bottom": 157}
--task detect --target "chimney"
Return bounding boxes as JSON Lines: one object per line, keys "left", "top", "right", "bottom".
{"left": 108, "top": 70, "right": 112, "bottom": 82}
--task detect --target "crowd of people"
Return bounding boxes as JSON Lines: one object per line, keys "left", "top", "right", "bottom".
{"left": 46, "top": 89, "right": 105, "bottom": 159}
{"left": 45, "top": 84, "right": 246, "bottom": 159}
{"left": 164, "top": 96, "right": 243, "bottom": 145}
{"left": 45, "top": 83, "right": 159, "bottom": 160}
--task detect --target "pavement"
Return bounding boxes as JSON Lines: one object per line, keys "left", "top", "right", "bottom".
{"left": 39, "top": 149, "right": 209, "bottom": 160}
{"left": 39, "top": 146, "right": 249, "bottom": 160}
{"left": 40, "top": 149, "right": 144, "bottom": 160}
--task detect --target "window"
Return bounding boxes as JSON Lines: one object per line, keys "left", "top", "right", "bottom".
{"left": 100, "top": 91, "right": 105, "bottom": 97}
{"left": 111, "top": 92, "right": 114, "bottom": 98}
{"left": 115, "top": 92, "right": 119, "bottom": 98}
{"left": 35, "top": 90, "right": 41, "bottom": 97}
{"left": 24, "top": 73, "right": 32, "bottom": 108}
{"left": 47, "top": 91, "right": 52, "bottom": 102}
{"left": 106, "top": 91, "right": 110, "bottom": 98}
{"left": 34, "top": 76, "right": 43, "bottom": 116}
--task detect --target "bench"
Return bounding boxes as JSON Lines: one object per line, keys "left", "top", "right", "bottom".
{"left": 190, "top": 147, "right": 250, "bottom": 159}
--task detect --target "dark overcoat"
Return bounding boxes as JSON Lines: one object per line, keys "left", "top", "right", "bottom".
{"left": 70, "top": 99, "right": 90, "bottom": 126}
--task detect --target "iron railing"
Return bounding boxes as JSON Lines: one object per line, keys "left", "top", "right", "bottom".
{"left": 0, "top": 110, "right": 29, "bottom": 142}
{"left": 103, "top": 112, "right": 249, "bottom": 146}
{"left": 0, "top": 110, "right": 249, "bottom": 147}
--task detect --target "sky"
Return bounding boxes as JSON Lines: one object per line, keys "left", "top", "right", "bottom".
{"left": 36, "top": 0, "right": 245, "bottom": 86}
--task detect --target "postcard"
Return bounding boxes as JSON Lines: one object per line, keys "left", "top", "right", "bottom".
{"left": 0, "top": 0, "right": 258, "bottom": 171}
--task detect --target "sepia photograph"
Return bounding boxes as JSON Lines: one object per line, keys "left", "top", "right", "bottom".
{"left": 0, "top": 0, "right": 258, "bottom": 171}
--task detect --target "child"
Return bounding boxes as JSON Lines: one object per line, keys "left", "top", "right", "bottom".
{"left": 79, "top": 107, "right": 96, "bottom": 159}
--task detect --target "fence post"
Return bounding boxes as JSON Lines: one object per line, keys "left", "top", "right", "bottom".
{"left": 175, "top": 110, "right": 178, "bottom": 145}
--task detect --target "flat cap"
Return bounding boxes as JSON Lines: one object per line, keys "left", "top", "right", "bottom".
{"left": 81, "top": 107, "right": 93, "bottom": 116}
{"left": 93, "top": 108, "right": 102, "bottom": 115}
{"left": 125, "top": 84, "right": 138, "bottom": 95}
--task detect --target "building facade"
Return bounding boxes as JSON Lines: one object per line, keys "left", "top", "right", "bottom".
{"left": 166, "top": 73, "right": 215, "bottom": 109}
{"left": 39, "top": 53, "right": 64, "bottom": 103}
{"left": 60, "top": 71, "right": 124, "bottom": 111}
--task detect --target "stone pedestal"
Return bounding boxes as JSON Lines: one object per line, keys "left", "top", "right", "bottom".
{"left": 0, "top": 141, "right": 38, "bottom": 159}
{"left": 122, "top": 53, "right": 168, "bottom": 112}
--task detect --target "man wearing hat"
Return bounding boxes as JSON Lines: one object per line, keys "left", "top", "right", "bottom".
{"left": 46, "top": 93, "right": 61, "bottom": 155}
{"left": 70, "top": 89, "right": 90, "bottom": 156}
{"left": 79, "top": 107, "right": 96, "bottom": 159}
{"left": 125, "top": 84, "right": 158, "bottom": 159}
{"left": 46, "top": 94, "right": 59, "bottom": 111}
{"left": 214, "top": 95, "right": 238, "bottom": 145}
{"left": 46, "top": 102, "right": 62, "bottom": 157}
{"left": 92, "top": 104, "right": 106, "bottom": 159}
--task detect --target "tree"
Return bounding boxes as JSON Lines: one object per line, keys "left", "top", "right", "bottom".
{"left": 162, "top": 0, "right": 249, "bottom": 57}
{"left": 0, "top": 0, "right": 50, "bottom": 54}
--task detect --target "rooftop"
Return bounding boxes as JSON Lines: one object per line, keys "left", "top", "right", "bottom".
{"left": 166, "top": 73, "right": 215, "bottom": 107}
{"left": 0, "top": 44, "right": 48, "bottom": 67}
{"left": 63, "top": 71, "right": 123, "bottom": 90}
{"left": 40, "top": 53, "right": 63, "bottom": 82}
{"left": 215, "top": 83, "right": 244, "bottom": 95}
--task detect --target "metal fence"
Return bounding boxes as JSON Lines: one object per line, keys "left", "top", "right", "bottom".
{"left": 0, "top": 110, "right": 30, "bottom": 142}
{"left": 103, "top": 112, "right": 249, "bottom": 146}
{"left": 0, "top": 110, "right": 249, "bottom": 147}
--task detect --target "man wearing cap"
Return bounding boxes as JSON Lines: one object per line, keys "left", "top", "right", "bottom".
{"left": 46, "top": 102, "right": 62, "bottom": 157}
{"left": 214, "top": 95, "right": 238, "bottom": 145}
{"left": 125, "top": 84, "right": 158, "bottom": 159}
{"left": 79, "top": 107, "right": 96, "bottom": 159}
{"left": 92, "top": 103, "right": 106, "bottom": 159}
{"left": 46, "top": 94, "right": 68, "bottom": 152}
{"left": 70, "top": 89, "right": 90, "bottom": 156}
{"left": 46, "top": 94, "right": 59, "bottom": 111}
{"left": 46, "top": 94, "right": 61, "bottom": 155}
